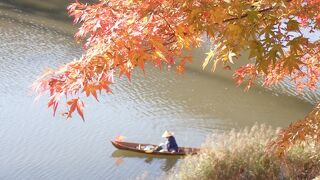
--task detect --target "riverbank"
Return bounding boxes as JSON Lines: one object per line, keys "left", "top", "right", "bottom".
{"left": 168, "top": 125, "right": 320, "bottom": 179}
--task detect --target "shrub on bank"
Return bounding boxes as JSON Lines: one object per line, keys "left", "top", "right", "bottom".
{"left": 168, "top": 125, "right": 320, "bottom": 180}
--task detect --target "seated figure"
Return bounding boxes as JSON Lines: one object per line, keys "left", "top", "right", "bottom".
{"left": 156, "top": 130, "right": 179, "bottom": 152}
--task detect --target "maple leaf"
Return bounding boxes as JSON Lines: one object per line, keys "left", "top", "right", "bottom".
{"left": 287, "top": 19, "right": 300, "bottom": 32}
{"left": 176, "top": 65, "right": 185, "bottom": 74}
{"left": 64, "top": 98, "right": 85, "bottom": 121}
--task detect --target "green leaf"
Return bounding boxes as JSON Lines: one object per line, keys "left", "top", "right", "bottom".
{"left": 287, "top": 19, "right": 300, "bottom": 32}
{"left": 247, "top": 10, "right": 260, "bottom": 22}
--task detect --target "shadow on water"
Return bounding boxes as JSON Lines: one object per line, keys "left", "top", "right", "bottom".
{"left": 1, "top": 0, "right": 98, "bottom": 21}
{"left": 111, "top": 150, "right": 180, "bottom": 172}
{"left": 0, "top": 12, "right": 73, "bottom": 37}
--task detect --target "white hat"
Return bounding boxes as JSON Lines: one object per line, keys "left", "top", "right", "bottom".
{"left": 162, "top": 130, "right": 174, "bottom": 138}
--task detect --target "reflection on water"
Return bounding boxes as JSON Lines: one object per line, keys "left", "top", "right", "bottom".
{"left": 111, "top": 150, "right": 179, "bottom": 172}
{"left": 0, "top": 2, "right": 317, "bottom": 180}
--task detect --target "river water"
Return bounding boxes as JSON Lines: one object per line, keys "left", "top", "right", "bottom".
{"left": 0, "top": 2, "right": 316, "bottom": 180}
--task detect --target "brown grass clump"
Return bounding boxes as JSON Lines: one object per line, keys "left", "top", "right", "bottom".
{"left": 168, "top": 125, "right": 320, "bottom": 180}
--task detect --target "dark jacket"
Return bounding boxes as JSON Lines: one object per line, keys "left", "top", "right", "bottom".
{"left": 166, "top": 136, "right": 178, "bottom": 152}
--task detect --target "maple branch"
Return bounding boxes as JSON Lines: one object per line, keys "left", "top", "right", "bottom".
{"left": 111, "top": 38, "right": 130, "bottom": 51}
{"left": 223, "top": 7, "right": 273, "bottom": 23}
{"left": 158, "top": 13, "right": 176, "bottom": 33}
{"left": 222, "top": 0, "right": 293, "bottom": 23}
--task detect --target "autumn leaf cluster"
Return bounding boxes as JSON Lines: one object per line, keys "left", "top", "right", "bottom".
{"left": 34, "top": 0, "right": 320, "bottom": 148}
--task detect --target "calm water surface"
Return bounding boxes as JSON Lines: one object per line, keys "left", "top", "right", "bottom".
{"left": 0, "top": 3, "right": 315, "bottom": 180}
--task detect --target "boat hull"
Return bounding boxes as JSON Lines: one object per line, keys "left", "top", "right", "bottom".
{"left": 111, "top": 141, "right": 199, "bottom": 156}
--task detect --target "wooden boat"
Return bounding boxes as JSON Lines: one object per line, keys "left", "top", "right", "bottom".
{"left": 111, "top": 140, "right": 200, "bottom": 156}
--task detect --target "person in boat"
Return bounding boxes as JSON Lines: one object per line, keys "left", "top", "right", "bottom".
{"left": 156, "top": 130, "right": 179, "bottom": 152}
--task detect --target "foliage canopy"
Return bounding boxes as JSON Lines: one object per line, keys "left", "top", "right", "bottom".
{"left": 34, "top": 0, "right": 320, "bottom": 154}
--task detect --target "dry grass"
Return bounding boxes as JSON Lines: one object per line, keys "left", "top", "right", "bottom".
{"left": 168, "top": 125, "right": 320, "bottom": 180}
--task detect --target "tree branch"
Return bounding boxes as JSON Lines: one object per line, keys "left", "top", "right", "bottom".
{"left": 223, "top": 0, "right": 292, "bottom": 23}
